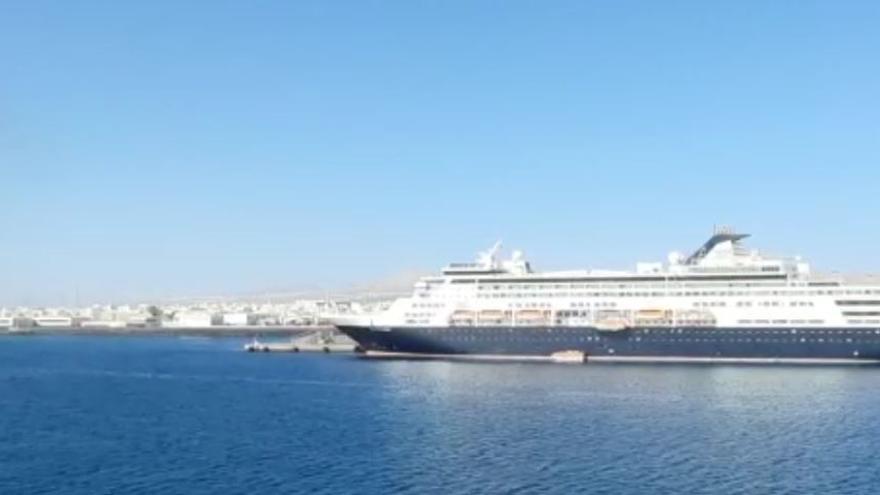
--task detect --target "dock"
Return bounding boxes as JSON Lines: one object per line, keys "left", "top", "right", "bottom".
{"left": 244, "top": 329, "right": 357, "bottom": 353}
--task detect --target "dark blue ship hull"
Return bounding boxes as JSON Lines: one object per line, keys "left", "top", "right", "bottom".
{"left": 336, "top": 325, "right": 880, "bottom": 364}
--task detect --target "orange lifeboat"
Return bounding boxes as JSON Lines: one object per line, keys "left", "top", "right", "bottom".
{"left": 515, "top": 310, "right": 548, "bottom": 324}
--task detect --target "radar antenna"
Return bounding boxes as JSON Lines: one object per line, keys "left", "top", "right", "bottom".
{"left": 478, "top": 240, "right": 503, "bottom": 268}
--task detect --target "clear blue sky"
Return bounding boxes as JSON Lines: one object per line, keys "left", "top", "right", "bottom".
{"left": 2, "top": 1, "right": 879, "bottom": 306}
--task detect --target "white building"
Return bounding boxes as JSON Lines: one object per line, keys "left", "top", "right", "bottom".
{"left": 221, "top": 312, "right": 251, "bottom": 326}
{"left": 165, "top": 311, "right": 213, "bottom": 328}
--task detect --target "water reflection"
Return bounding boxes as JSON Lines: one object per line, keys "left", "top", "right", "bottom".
{"left": 370, "top": 360, "right": 880, "bottom": 493}
{"left": 2, "top": 337, "right": 878, "bottom": 495}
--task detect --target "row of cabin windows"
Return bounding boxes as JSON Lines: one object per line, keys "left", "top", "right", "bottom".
{"left": 476, "top": 291, "right": 841, "bottom": 300}
{"left": 423, "top": 289, "right": 880, "bottom": 299}
{"left": 569, "top": 301, "right": 617, "bottom": 308}
{"left": 474, "top": 284, "right": 880, "bottom": 295}
{"left": 738, "top": 319, "right": 825, "bottom": 324}
{"left": 746, "top": 301, "right": 815, "bottom": 307}
{"left": 693, "top": 301, "right": 816, "bottom": 308}
{"left": 474, "top": 286, "right": 880, "bottom": 297}
{"left": 456, "top": 295, "right": 817, "bottom": 307}
{"left": 510, "top": 302, "right": 553, "bottom": 308}
{"left": 425, "top": 327, "right": 880, "bottom": 335}
{"left": 404, "top": 312, "right": 435, "bottom": 319}
{"left": 696, "top": 301, "right": 727, "bottom": 307}
{"left": 447, "top": 317, "right": 880, "bottom": 328}
{"left": 428, "top": 334, "right": 877, "bottom": 345}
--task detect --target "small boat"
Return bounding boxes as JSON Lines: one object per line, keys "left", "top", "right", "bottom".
{"left": 244, "top": 339, "right": 269, "bottom": 352}
{"left": 551, "top": 350, "right": 586, "bottom": 363}
{"left": 594, "top": 320, "right": 629, "bottom": 332}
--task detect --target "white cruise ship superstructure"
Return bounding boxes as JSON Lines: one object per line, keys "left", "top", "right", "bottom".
{"left": 332, "top": 228, "right": 880, "bottom": 364}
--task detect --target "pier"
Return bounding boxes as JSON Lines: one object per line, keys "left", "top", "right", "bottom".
{"left": 245, "top": 329, "right": 357, "bottom": 353}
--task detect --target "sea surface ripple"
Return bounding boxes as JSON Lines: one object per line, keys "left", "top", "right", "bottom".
{"left": 1, "top": 336, "right": 879, "bottom": 494}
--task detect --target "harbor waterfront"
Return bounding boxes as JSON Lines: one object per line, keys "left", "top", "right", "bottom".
{"left": 1, "top": 325, "right": 334, "bottom": 338}
{"left": 5, "top": 1, "right": 880, "bottom": 494}
{"left": 1, "top": 335, "right": 879, "bottom": 494}
{"left": 0, "top": 298, "right": 380, "bottom": 333}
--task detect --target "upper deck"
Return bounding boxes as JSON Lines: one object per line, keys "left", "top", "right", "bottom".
{"left": 436, "top": 229, "right": 814, "bottom": 287}
{"left": 390, "top": 230, "right": 880, "bottom": 328}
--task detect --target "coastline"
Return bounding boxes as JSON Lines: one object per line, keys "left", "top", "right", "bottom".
{"left": 1, "top": 325, "right": 335, "bottom": 338}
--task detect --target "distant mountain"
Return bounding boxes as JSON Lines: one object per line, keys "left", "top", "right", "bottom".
{"left": 161, "top": 269, "right": 429, "bottom": 304}
{"left": 345, "top": 269, "right": 426, "bottom": 295}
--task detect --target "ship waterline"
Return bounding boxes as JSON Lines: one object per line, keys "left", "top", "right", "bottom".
{"left": 332, "top": 228, "right": 880, "bottom": 364}
{"left": 338, "top": 325, "right": 880, "bottom": 364}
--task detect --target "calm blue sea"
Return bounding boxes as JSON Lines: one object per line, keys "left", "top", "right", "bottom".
{"left": 1, "top": 336, "right": 879, "bottom": 494}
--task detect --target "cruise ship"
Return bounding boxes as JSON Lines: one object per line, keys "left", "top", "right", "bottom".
{"left": 332, "top": 228, "right": 880, "bottom": 364}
